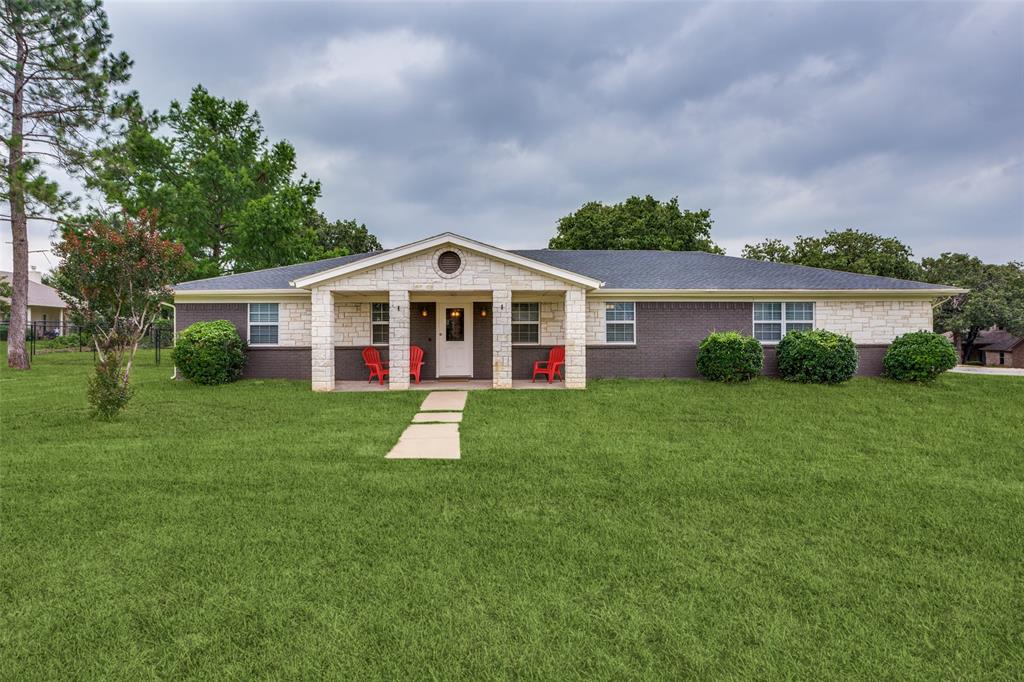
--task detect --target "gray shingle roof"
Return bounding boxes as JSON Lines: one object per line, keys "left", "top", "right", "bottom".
{"left": 0, "top": 271, "right": 67, "bottom": 308}
{"left": 173, "top": 248, "right": 956, "bottom": 292}
{"left": 511, "top": 250, "right": 952, "bottom": 290}
{"left": 173, "top": 251, "right": 383, "bottom": 291}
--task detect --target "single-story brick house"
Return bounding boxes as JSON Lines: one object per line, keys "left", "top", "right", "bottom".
{"left": 172, "top": 232, "right": 964, "bottom": 390}
{"left": 965, "top": 329, "right": 1024, "bottom": 368}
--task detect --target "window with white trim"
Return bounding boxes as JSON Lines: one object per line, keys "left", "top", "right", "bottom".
{"left": 511, "top": 302, "right": 539, "bottom": 344}
{"left": 753, "top": 302, "right": 814, "bottom": 343}
{"left": 249, "top": 303, "right": 279, "bottom": 345}
{"left": 605, "top": 302, "right": 636, "bottom": 343}
{"left": 371, "top": 302, "right": 389, "bottom": 345}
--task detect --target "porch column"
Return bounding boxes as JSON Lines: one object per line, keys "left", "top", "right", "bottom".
{"left": 492, "top": 289, "right": 512, "bottom": 388}
{"left": 564, "top": 288, "right": 587, "bottom": 389}
{"left": 388, "top": 289, "right": 410, "bottom": 390}
{"left": 311, "top": 287, "right": 335, "bottom": 392}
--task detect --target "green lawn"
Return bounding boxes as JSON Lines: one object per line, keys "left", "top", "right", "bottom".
{"left": 2, "top": 349, "right": 1022, "bottom": 680}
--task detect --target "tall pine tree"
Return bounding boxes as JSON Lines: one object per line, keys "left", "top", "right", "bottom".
{"left": 1, "top": 0, "right": 131, "bottom": 368}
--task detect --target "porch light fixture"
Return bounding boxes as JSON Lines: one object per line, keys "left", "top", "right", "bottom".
{"left": 420, "top": 307, "right": 429, "bottom": 317}
{"left": 450, "top": 309, "right": 461, "bottom": 318}
{"left": 480, "top": 307, "right": 488, "bottom": 317}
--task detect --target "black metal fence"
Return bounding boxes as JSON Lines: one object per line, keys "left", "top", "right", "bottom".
{"left": 0, "top": 321, "right": 173, "bottom": 365}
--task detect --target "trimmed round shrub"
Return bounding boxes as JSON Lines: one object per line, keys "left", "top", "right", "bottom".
{"left": 777, "top": 329, "right": 857, "bottom": 384}
{"left": 883, "top": 331, "right": 957, "bottom": 382}
{"left": 172, "top": 320, "right": 247, "bottom": 385}
{"left": 696, "top": 331, "right": 763, "bottom": 382}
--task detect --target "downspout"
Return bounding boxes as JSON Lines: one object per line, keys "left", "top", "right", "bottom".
{"left": 160, "top": 301, "right": 177, "bottom": 379}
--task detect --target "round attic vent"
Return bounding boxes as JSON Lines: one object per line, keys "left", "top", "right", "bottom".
{"left": 437, "top": 250, "right": 462, "bottom": 274}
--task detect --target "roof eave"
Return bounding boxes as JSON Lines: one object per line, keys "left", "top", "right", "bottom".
{"left": 593, "top": 287, "right": 967, "bottom": 299}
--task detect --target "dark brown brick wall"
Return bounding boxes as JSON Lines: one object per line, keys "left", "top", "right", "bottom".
{"left": 411, "top": 303, "right": 437, "bottom": 380}
{"left": 245, "top": 347, "right": 311, "bottom": 380}
{"left": 175, "top": 303, "right": 248, "bottom": 341}
{"left": 762, "top": 344, "right": 887, "bottom": 377}
{"left": 513, "top": 346, "right": 556, "bottom": 379}
{"left": 473, "top": 302, "right": 492, "bottom": 379}
{"left": 588, "top": 302, "right": 751, "bottom": 378}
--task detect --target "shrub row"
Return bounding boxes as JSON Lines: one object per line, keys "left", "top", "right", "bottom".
{"left": 697, "top": 329, "right": 954, "bottom": 384}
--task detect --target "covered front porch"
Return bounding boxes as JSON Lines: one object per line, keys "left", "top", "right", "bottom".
{"left": 310, "top": 288, "right": 587, "bottom": 391}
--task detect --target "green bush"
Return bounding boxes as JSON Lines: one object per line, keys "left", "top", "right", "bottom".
{"left": 696, "top": 331, "right": 763, "bottom": 382}
{"left": 172, "top": 320, "right": 247, "bottom": 385}
{"left": 777, "top": 330, "right": 858, "bottom": 384}
{"left": 883, "top": 331, "right": 957, "bottom": 382}
{"left": 88, "top": 359, "right": 133, "bottom": 420}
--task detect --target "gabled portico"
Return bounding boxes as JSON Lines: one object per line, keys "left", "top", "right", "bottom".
{"left": 291, "top": 233, "right": 601, "bottom": 391}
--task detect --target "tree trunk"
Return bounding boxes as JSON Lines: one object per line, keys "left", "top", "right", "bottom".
{"left": 962, "top": 328, "right": 980, "bottom": 365}
{"left": 6, "top": 30, "right": 29, "bottom": 369}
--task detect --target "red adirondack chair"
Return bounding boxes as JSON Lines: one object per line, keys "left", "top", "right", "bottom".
{"left": 362, "top": 346, "right": 389, "bottom": 384}
{"left": 532, "top": 346, "right": 565, "bottom": 383}
{"left": 410, "top": 345, "right": 425, "bottom": 384}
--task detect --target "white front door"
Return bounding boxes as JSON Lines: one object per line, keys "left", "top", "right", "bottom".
{"left": 436, "top": 301, "right": 474, "bottom": 377}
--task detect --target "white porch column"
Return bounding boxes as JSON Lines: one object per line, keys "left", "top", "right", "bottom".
{"left": 311, "top": 287, "right": 335, "bottom": 392}
{"left": 492, "top": 289, "right": 512, "bottom": 388}
{"left": 388, "top": 289, "right": 410, "bottom": 390}
{"left": 564, "top": 288, "right": 587, "bottom": 389}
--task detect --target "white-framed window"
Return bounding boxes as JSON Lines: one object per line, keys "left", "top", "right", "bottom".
{"left": 511, "top": 302, "right": 540, "bottom": 344}
{"left": 605, "top": 302, "right": 636, "bottom": 344}
{"left": 249, "top": 303, "right": 279, "bottom": 345}
{"left": 371, "top": 302, "right": 389, "bottom": 345}
{"left": 753, "top": 302, "right": 815, "bottom": 343}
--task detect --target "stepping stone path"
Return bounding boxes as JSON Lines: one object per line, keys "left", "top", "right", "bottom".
{"left": 386, "top": 391, "right": 467, "bottom": 460}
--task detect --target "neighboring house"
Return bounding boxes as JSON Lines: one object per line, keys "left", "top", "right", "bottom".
{"left": 965, "top": 329, "right": 1024, "bottom": 368}
{"left": 172, "top": 232, "right": 964, "bottom": 390}
{"left": 0, "top": 268, "right": 67, "bottom": 335}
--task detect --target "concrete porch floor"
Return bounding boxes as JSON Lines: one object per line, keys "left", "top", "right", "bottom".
{"left": 334, "top": 379, "right": 566, "bottom": 392}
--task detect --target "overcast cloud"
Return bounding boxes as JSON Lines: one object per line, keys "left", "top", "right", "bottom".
{"left": 5, "top": 1, "right": 1023, "bottom": 272}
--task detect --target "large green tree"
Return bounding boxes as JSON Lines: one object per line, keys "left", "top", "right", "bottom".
{"left": 549, "top": 195, "right": 722, "bottom": 253}
{"left": 742, "top": 229, "right": 921, "bottom": 280}
{"left": 311, "top": 214, "right": 382, "bottom": 256}
{"left": 921, "top": 253, "right": 1024, "bottom": 361}
{"left": 1, "top": 0, "right": 131, "bottom": 368}
{"left": 89, "top": 85, "right": 332, "bottom": 278}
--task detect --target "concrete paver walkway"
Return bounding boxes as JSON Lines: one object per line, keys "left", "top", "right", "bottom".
{"left": 386, "top": 391, "right": 468, "bottom": 460}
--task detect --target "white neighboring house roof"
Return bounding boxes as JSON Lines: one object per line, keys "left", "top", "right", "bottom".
{"left": 288, "top": 232, "right": 606, "bottom": 289}
{"left": 0, "top": 271, "right": 67, "bottom": 309}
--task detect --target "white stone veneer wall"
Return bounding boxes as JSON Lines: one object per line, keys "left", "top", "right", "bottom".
{"left": 816, "top": 300, "right": 933, "bottom": 344}
{"left": 277, "top": 300, "right": 312, "bottom": 346}
{"left": 316, "top": 248, "right": 577, "bottom": 292}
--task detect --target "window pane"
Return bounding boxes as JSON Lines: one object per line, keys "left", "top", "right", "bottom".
{"left": 785, "top": 322, "right": 813, "bottom": 333}
{"left": 511, "top": 302, "right": 539, "bottom": 322}
{"left": 754, "top": 322, "right": 782, "bottom": 342}
{"left": 446, "top": 308, "right": 464, "bottom": 341}
{"left": 606, "top": 322, "right": 635, "bottom": 343}
{"left": 512, "top": 323, "right": 539, "bottom": 344}
{"left": 371, "top": 302, "right": 389, "bottom": 322}
{"left": 250, "top": 324, "right": 278, "bottom": 344}
{"left": 785, "top": 302, "right": 814, "bottom": 321}
{"left": 250, "top": 303, "right": 279, "bottom": 323}
{"left": 605, "top": 302, "right": 635, "bottom": 321}
{"left": 753, "top": 302, "right": 781, "bottom": 321}
{"left": 372, "top": 324, "right": 388, "bottom": 345}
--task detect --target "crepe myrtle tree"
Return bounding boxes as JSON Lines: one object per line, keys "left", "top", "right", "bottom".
{"left": 51, "top": 210, "right": 188, "bottom": 418}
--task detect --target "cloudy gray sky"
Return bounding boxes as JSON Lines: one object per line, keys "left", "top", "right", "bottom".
{"left": 6, "top": 1, "right": 1023, "bottom": 272}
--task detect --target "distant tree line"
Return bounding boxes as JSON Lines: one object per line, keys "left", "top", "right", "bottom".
{"left": 550, "top": 197, "right": 1023, "bottom": 360}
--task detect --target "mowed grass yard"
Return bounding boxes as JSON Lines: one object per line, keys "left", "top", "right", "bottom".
{"left": 1, "top": 347, "right": 1022, "bottom": 680}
